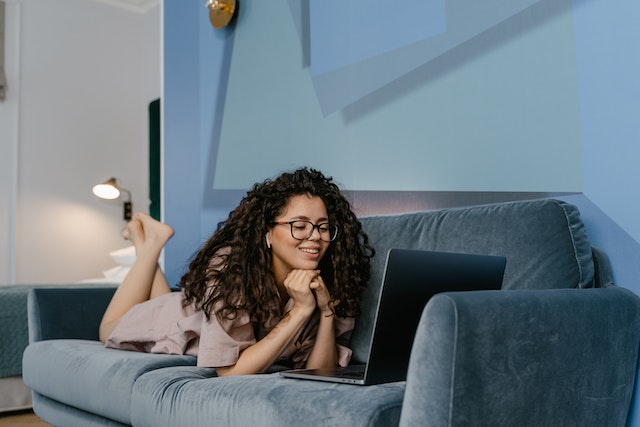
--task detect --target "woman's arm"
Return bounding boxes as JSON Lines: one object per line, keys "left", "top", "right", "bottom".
{"left": 215, "top": 304, "right": 313, "bottom": 376}
{"left": 305, "top": 275, "right": 338, "bottom": 369}
{"left": 216, "top": 269, "right": 319, "bottom": 376}
{"left": 304, "top": 311, "right": 337, "bottom": 369}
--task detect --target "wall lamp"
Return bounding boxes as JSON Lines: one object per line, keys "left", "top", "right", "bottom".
{"left": 92, "top": 177, "right": 132, "bottom": 221}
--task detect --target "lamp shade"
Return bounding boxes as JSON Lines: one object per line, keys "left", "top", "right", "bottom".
{"left": 92, "top": 178, "right": 121, "bottom": 200}
{"left": 92, "top": 177, "right": 132, "bottom": 221}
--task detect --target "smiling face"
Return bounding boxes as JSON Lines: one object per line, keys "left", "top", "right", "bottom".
{"left": 268, "top": 194, "right": 331, "bottom": 285}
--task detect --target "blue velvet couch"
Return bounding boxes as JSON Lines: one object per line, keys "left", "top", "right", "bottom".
{"left": 23, "top": 199, "right": 640, "bottom": 426}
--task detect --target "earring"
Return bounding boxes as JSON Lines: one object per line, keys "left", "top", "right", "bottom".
{"left": 266, "top": 234, "right": 271, "bottom": 249}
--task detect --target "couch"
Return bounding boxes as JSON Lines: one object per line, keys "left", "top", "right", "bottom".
{"left": 0, "top": 283, "right": 117, "bottom": 414}
{"left": 22, "top": 199, "right": 640, "bottom": 426}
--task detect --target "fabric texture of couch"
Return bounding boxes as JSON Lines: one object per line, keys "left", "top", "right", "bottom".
{"left": 22, "top": 199, "right": 640, "bottom": 426}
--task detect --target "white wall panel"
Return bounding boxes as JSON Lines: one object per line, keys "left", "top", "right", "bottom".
{"left": 2, "top": 0, "right": 160, "bottom": 284}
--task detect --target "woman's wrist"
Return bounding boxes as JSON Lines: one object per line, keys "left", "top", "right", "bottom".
{"left": 320, "top": 309, "right": 335, "bottom": 318}
{"left": 289, "top": 303, "right": 315, "bottom": 319}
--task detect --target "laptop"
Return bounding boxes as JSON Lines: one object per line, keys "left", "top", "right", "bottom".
{"left": 279, "top": 248, "right": 507, "bottom": 385}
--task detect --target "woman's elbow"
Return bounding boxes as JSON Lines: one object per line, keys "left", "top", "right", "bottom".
{"left": 215, "top": 365, "right": 237, "bottom": 376}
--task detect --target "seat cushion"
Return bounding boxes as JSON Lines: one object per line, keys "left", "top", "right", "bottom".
{"left": 23, "top": 340, "right": 196, "bottom": 425}
{"left": 131, "top": 366, "right": 405, "bottom": 427}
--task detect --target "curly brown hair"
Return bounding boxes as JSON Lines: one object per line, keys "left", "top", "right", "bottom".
{"left": 179, "top": 167, "right": 375, "bottom": 330}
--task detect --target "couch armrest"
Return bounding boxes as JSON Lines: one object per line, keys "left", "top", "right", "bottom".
{"left": 400, "top": 287, "right": 640, "bottom": 427}
{"left": 28, "top": 287, "right": 117, "bottom": 343}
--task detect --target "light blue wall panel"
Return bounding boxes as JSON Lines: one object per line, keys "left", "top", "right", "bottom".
{"left": 213, "top": 0, "right": 582, "bottom": 193}
{"left": 310, "top": 0, "right": 541, "bottom": 114}
{"left": 309, "top": 0, "right": 446, "bottom": 77}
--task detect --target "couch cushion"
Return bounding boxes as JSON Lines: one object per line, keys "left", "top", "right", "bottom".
{"left": 352, "top": 199, "right": 594, "bottom": 363}
{"left": 130, "top": 366, "right": 404, "bottom": 427}
{"left": 23, "top": 340, "right": 196, "bottom": 425}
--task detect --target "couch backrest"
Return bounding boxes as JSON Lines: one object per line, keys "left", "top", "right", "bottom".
{"left": 349, "top": 198, "right": 595, "bottom": 363}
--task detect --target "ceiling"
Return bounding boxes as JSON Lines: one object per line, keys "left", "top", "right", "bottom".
{"left": 94, "top": 0, "right": 160, "bottom": 13}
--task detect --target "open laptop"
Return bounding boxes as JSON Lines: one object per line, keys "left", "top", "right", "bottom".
{"left": 279, "top": 248, "right": 507, "bottom": 385}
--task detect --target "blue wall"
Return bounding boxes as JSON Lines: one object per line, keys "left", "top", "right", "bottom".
{"left": 163, "top": 0, "right": 640, "bottom": 423}
{"left": 572, "top": 0, "right": 640, "bottom": 294}
{"left": 570, "top": 3, "right": 640, "bottom": 421}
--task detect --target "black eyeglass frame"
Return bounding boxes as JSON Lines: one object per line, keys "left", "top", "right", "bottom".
{"left": 271, "top": 220, "right": 339, "bottom": 242}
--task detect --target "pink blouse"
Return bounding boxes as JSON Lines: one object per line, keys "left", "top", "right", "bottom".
{"left": 105, "top": 291, "right": 354, "bottom": 369}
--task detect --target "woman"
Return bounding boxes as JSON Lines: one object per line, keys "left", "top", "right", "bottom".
{"left": 99, "top": 167, "right": 374, "bottom": 376}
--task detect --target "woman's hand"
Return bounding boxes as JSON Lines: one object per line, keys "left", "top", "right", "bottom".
{"left": 217, "top": 269, "right": 338, "bottom": 376}
{"left": 283, "top": 269, "right": 321, "bottom": 315}
{"left": 284, "top": 269, "right": 335, "bottom": 316}
{"left": 309, "top": 275, "right": 334, "bottom": 317}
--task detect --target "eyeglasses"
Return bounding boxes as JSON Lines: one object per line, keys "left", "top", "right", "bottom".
{"left": 272, "top": 220, "right": 339, "bottom": 242}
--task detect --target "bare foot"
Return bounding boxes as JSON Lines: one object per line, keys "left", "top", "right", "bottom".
{"left": 134, "top": 213, "right": 174, "bottom": 247}
{"left": 125, "top": 216, "right": 146, "bottom": 251}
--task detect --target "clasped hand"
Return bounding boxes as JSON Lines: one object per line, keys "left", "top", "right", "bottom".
{"left": 283, "top": 269, "right": 334, "bottom": 317}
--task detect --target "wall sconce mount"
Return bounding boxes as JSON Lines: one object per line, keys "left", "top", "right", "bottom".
{"left": 205, "top": 0, "right": 237, "bottom": 29}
